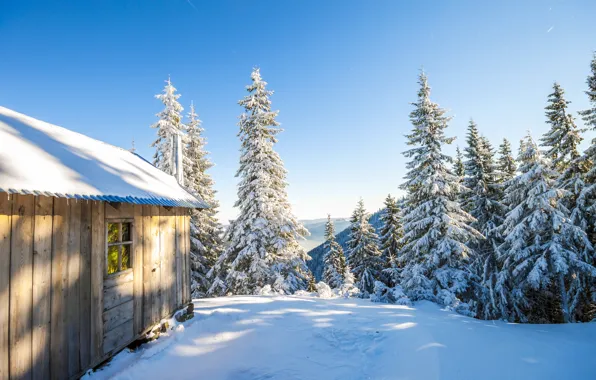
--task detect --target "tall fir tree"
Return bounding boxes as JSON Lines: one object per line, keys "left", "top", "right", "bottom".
{"left": 322, "top": 215, "right": 347, "bottom": 289}
{"left": 540, "top": 82, "right": 583, "bottom": 172}
{"left": 575, "top": 54, "right": 596, "bottom": 319}
{"left": 378, "top": 195, "right": 403, "bottom": 286}
{"left": 209, "top": 68, "right": 310, "bottom": 295}
{"left": 474, "top": 137, "right": 508, "bottom": 319}
{"left": 347, "top": 198, "right": 367, "bottom": 254}
{"left": 579, "top": 52, "right": 596, "bottom": 129}
{"left": 151, "top": 77, "right": 184, "bottom": 175}
{"left": 497, "top": 138, "right": 517, "bottom": 184}
{"left": 578, "top": 53, "right": 596, "bottom": 246}
{"left": 399, "top": 72, "right": 482, "bottom": 314}
{"left": 183, "top": 102, "right": 224, "bottom": 298}
{"left": 463, "top": 119, "right": 482, "bottom": 212}
{"left": 454, "top": 146, "right": 465, "bottom": 178}
{"left": 346, "top": 200, "right": 384, "bottom": 297}
{"left": 496, "top": 135, "right": 595, "bottom": 323}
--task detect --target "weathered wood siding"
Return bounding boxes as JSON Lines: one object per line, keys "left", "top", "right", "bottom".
{"left": 0, "top": 195, "right": 192, "bottom": 380}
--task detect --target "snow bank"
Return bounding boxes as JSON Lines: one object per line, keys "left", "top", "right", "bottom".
{"left": 86, "top": 295, "right": 596, "bottom": 380}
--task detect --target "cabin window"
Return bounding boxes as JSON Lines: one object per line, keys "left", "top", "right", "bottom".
{"left": 106, "top": 220, "right": 133, "bottom": 276}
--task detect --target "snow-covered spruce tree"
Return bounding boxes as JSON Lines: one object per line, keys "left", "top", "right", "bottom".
{"left": 540, "top": 82, "right": 583, "bottom": 172}
{"left": 399, "top": 72, "right": 482, "bottom": 315}
{"left": 322, "top": 215, "right": 346, "bottom": 289}
{"left": 463, "top": 119, "right": 482, "bottom": 212}
{"left": 346, "top": 200, "right": 384, "bottom": 297}
{"left": 497, "top": 138, "right": 517, "bottom": 184}
{"left": 496, "top": 135, "right": 595, "bottom": 323}
{"left": 578, "top": 53, "right": 596, "bottom": 245}
{"left": 209, "top": 68, "right": 310, "bottom": 295}
{"left": 573, "top": 53, "right": 596, "bottom": 320}
{"left": 472, "top": 136, "right": 508, "bottom": 319}
{"left": 347, "top": 198, "right": 367, "bottom": 254}
{"left": 579, "top": 53, "right": 596, "bottom": 129}
{"left": 379, "top": 194, "right": 403, "bottom": 287}
{"left": 151, "top": 77, "right": 184, "bottom": 175}
{"left": 307, "top": 270, "right": 317, "bottom": 292}
{"left": 454, "top": 146, "right": 465, "bottom": 178}
{"left": 183, "top": 102, "right": 224, "bottom": 298}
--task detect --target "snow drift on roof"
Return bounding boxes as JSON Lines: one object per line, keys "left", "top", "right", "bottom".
{"left": 0, "top": 106, "right": 208, "bottom": 208}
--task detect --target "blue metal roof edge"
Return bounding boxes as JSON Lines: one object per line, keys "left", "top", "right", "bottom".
{"left": 0, "top": 188, "right": 208, "bottom": 209}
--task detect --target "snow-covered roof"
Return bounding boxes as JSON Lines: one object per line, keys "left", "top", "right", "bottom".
{"left": 0, "top": 106, "right": 208, "bottom": 208}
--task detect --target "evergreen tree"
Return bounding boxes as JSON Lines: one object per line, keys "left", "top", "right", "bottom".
{"left": 496, "top": 135, "right": 595, "bottom": 323}
{"left": 307, "top": 270, "right": 317, "bottom": 292}
{"left": 347, "top": 198, "right": 367, "bottom": 254}
{"left": 575, "top": 54, "right": 596, "bottom": 319}
{"left": 183, "top": 102, "right": 224, "bottom": 298}
{"left": 497, "top": 138, "right": 517, "bottom": 183}
{"left": 474, "top": 137, "right": 508, "bottom": 319}
{"left": 322, "top": 215, "right": 346, "bottom": 288}
{"left": 379, "top": 195, "right": 403, "bottom": 286}
{"left": 210, "top": 68, "right": 310, "bottom": 295}
{"left": 540, "top": 82, "right": 582, "bottom": 171}
{"left": 454, "top": 146, "right": 465, "bottom": 178}
{"left": 151, "top": 77, "right": 184, "bottom": 175}
{"left": 346, "top": 200, "right": 384, "bottom": 297}
{"left": 399, "top": 72, "right": 482, "bottom": 314}
{"left": 578, "top": 53, "right": 596, "bottom": 245}
{"left": 579, "top": 52, "right": 596, "bottom": 129}
{"left": 463, "top": 119, "right": 482, "bottom": 212}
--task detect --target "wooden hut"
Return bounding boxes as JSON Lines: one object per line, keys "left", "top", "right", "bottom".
{"left": 0, "top": 107, "right": 208, "bottom": 379}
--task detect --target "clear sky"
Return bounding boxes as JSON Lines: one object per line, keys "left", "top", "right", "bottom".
{"left": 1, "top": 1, "right": 595, "bottom": 223}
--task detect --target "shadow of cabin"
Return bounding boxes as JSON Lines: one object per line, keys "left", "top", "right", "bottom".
{"left": 0, "top": 107, "right": 205, "bottom": 380}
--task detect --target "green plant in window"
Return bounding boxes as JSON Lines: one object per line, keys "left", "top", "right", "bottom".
{"left": 122, "top": 223, "right": 131, "bottom": 241}
{"left": 107, "top": 245, "right": 119, "bottom": 274}
{"left": 122, "top": 244, "right": 131, "bottom": 270}
{"left": 108, "top": 223, "right": 119, "bottom": 243}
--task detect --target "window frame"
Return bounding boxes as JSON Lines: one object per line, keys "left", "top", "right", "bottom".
{"left": 105, "top": 218, "right": 134, "bottom": 277}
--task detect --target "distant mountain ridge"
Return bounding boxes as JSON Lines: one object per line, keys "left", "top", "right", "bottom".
{"left": 307, "top": 209, "right": 385, "bottom": 280}
{"left": 299, "top": 217, "right": 351, "bottom": 251}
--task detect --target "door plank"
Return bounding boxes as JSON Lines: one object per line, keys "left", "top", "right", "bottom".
{"left": 102, "top": 320, "right": 133, "bottom": 356}
{"left": 103, "top": 281, "right": 133, "bottom": 312}
{"left": 103, "top": 300, "right": 134, "bottom": 332}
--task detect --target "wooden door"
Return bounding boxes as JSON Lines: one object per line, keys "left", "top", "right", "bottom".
{"left": 102, "top": 219, "right": 135, "bottom": 356}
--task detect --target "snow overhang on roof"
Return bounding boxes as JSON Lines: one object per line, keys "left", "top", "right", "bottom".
{"left": 0, "top": 106, "right": 209, "bottom": 209}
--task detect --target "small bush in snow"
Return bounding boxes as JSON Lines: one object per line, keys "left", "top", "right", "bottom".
{"left": 370, "top": 281, "right": 411, "bottom": 305}
{"left": 258, "top": 285, "right": 275, "bottom": 296}
{"left": 315, "top": 282, "right": 334, "bottom": 298}
{"left": 339, "top": 269, "right": 360, "bottom": 298}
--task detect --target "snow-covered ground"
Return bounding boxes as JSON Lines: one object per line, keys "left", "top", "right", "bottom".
{"left": 87, "top": 295, "right": 596, "bottom": 380}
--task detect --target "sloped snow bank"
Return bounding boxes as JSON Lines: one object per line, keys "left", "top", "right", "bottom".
{"left": 85, "top": 295, "right": 596, "bottom": 380}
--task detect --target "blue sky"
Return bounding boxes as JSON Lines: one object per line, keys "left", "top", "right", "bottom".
{"left": 1, "top": 1, "right": 595, "bottom": 222}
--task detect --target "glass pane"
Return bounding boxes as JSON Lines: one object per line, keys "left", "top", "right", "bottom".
{"left": 107, "top": 223, "right": 119, "bottom": 243}
{"left": 107, "top": 245, "right": 119, "bottom": 275}
{"left": 122, "top": 244, "right": 131, "bottom": 270}
{"left": 122, "top": 222, "right": 131, "bottom": 242}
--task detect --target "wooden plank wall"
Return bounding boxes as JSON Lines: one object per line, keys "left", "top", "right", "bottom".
{"left": 0, "top": 197, "right": 192, "bottom": 380}
{"left": 0, "top": 195, "right": 12, "bottom": 380}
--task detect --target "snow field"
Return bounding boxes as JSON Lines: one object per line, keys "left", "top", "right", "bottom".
{"left": 86, "top": 295, "right": 596, "bottom": 380}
